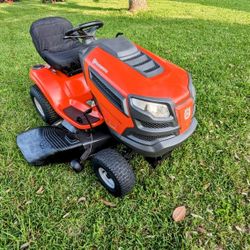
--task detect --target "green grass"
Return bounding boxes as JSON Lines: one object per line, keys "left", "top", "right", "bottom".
{"left": 0, "top": 0, "right": 249, "bottom": 249}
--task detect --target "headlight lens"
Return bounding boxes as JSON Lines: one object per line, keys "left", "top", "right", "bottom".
{"left": 131, "top": 98, "right": 170, "bottom": 118}
{"left": 188, "top": 73, "right": 196, "bottom": 117}
{"left": 188, "top": 74, "right": 196, "bottom": 101}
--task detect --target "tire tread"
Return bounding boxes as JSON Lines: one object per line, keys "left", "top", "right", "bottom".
{"left": 92, "top": 148, "right": 135, "bottom": 197}
{"left": 30, "top": 85, "right": 60, "bottom": 124}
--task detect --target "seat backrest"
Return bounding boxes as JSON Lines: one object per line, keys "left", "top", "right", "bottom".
{"left": 30, "top": 17, "right": 80, "bottom": 54}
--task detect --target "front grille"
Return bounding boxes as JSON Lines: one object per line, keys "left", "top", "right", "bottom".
{"left": 131, "top": 133, "right": 175, "bottom": 142}
{"left": 89, "top": 68, "right": 125, "bottom": 113}
{"left": 138, "top": 120, "right": 170, "bottom": 129}
{"left": 126, "top": 98, "right": 180, "bottom": 144}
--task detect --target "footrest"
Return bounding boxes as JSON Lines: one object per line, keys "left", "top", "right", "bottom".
{"left": 17, "top": 126, "right": 84, "bottom": 166}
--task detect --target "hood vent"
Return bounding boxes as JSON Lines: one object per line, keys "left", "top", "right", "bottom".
{"left": 123, "top": 51, "right": 163, "bottom": 78}
{"left": 97, "top": 36, "right": 163, "bottom": 78}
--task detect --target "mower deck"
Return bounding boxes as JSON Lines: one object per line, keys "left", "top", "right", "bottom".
{"left": 17, "top": 125, "right": 112, "bottom": 166}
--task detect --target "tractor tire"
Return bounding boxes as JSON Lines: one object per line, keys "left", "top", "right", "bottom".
{"left": 91, "top": 148, "right": 136, "bottom": 197}
{"left": 30, "top": 85, "right": 60, "bottom": 125}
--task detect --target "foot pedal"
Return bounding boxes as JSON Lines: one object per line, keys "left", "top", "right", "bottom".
{"left": 17, "top": 126, "right": 84, "bottom": 166}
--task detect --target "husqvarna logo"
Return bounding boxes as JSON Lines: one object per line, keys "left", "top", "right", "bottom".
{"left": 184, "top": 107, "right": 191, "bottom": 120}
{"left": 92, "top": 58, "right": 108, "bottom": 73}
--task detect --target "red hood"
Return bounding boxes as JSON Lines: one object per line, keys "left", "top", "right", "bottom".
{"left": 85, "top": 45, "right": 190, "bottom": 105}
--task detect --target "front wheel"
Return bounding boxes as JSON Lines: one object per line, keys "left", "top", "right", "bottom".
{"left": 91, "top": 148, "right": 136, "bottom": 197}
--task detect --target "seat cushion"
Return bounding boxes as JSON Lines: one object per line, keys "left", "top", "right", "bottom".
{"left": 30, "top": 17, "right": 84, "bottom": 75}
{"left": 30, "top": 17, "right": 81, "bottom": 53}
{"left": 43, "top": 44, "right": 86, "bottom": 74}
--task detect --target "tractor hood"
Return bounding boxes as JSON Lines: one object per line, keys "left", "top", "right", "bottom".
{"left": 82, "top": 37, "right": 190, "bottom": 106}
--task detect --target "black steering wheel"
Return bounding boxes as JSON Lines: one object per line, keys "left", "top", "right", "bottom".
{"left": 64, "top": 20, "right": 104, "bottom": 39}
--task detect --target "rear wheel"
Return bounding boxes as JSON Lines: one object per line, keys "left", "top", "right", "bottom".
{"left": 91, "top": 148, "right": 136, "bottom": 197}
{"left": 30, "top": 85, "right": 60, "bottom": 125}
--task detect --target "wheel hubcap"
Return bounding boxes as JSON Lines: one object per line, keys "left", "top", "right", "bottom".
{"left": 98, "top": 167, "right": 115, "bottom": 189}
{"left": 34, "top": 97, "right": 45, "bottom": 117}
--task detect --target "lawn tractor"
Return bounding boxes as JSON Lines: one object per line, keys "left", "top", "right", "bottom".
{"left": 17, "top": 17, "right": 197, "bottom": 197}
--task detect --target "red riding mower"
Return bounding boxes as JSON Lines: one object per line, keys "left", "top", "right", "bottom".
{"left": 17, "top": 17, "right": 197, "bottom": 197}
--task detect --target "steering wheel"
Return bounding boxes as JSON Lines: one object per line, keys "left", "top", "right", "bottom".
{"left": 64, "top": 20, "right": 104, "bottom": 39}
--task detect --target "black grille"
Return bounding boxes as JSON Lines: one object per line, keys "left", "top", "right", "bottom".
{"left": 123, "top": 51, "right": 163, "bottom": 77}
{"left": 138, "top": 120, "right": 169, "bottom": 129}
{"left": 89, "top": 68, "right": 125, "bottom": 113}
{"left": 126, "top": 97, "right": 180, "bottom": 144}
{"left": 132, "top": 133, "right": 175, "bottom": 142}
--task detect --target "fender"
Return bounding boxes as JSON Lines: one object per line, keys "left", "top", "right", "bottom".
{"left": 30, "top": 67, "right": 104, "bottom": 129}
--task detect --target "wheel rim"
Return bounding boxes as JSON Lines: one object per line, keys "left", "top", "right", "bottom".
{"left": 98, "top": 167, "right": 115, "bottom": 189}
{"left": 34, "top": 97, "right": 45, "bottom": 117}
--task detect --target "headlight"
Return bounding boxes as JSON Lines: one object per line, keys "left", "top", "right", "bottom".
{"left": 188, "top": 73, "right": 196, "bottom": 117}
{"left": 131, "top": 98, "right": 170, "bottom": 118}
{"left": 188, "top": 74, "right": 196, "bottom": 101}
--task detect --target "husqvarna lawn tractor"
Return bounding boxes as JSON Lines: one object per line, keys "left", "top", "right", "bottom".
{"left": 17, "top": 17, "right": 197, "bottom": 197}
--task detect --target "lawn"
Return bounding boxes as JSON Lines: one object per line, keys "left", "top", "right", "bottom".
{"left": 0, "top": 0, "right": 249, "bottom": 249}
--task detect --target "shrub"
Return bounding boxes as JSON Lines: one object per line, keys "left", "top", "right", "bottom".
{"left": 42, "top": 0, "right": 65, "bottom": 3}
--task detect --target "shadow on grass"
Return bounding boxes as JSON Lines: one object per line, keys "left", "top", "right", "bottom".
{"left": 169, "top": 0, "right": 250, "bottom": 12}
{"left": 36, "top": 1, "right": 126, "bottom": 12}
{"left": 58, "top": 3, "right": 127, "bottom": 11}
{"left": 0, "top": 2, "right": 126, "bottom": 21}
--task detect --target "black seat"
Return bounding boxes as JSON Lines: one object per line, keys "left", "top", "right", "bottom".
{"left": 30, "top": 17, "right": 84, "bottom": 76}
